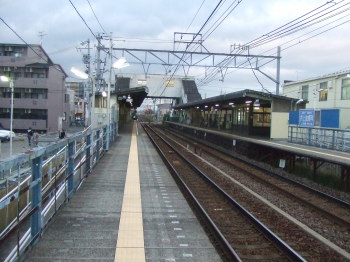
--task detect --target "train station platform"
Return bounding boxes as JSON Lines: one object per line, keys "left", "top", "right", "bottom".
{"left": 23, "top": 122, "right": 221, "bottom": 262}
{"left": 165, "top": 121, "right": 350, "bottom": 166}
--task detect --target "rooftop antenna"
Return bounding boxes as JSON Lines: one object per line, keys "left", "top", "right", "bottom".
{"left": 38, "top": 31, "right": 47, "bottom": 46}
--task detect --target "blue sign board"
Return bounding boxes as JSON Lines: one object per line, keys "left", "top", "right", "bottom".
{"left": 321, "top": 109, "right": 339, "bottom": 128}
{"left": 299, "top": 109, "right": 314, "bottom": 127}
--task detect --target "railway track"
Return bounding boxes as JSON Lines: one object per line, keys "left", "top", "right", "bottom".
{"left": 159, "top": 125, "right": 350, "bottom": 254}
{"left": 142, "top": 123, "right": 350, "bottom": 261}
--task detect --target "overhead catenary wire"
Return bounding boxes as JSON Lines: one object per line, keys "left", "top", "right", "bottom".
{"left": 157, "top": 0, "right": 225, "bottom": 97}
{"left": 197, "top": 0, "right": 350, "bottom": 89}
{"left": 225, "top": 11, "right": 350, "bottom": 79}
{"left": 247, "top": 1, "right": 350, "bottom": 49}
{"left": 197, "top": 0, "right": 345, "bottom": 83}
{"left": 186, "top": 0, "right": 207, "bottom": 32}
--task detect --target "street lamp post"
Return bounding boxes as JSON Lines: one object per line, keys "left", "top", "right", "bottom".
{"left": 0, "top": 76, "right": 14, "bottom": 157}
{"left": 9, "top": 80, "right": 14, "bottom": 157}
{"left": 105, "top": 56, "right": 129, "bottom": 150}
{"left": 70, "top": 67, "right": 91, "bottom": 127}
{"left": 72, "top": 56, "right": 129, "bottom": 151}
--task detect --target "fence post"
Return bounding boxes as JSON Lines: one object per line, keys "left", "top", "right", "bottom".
{"left": 30, "top": 155, "right": 43, "bottom": 243}
{"left": 86, "top": 133, "right": 91, "bottom": 174}
{"left": 67, "top": 140, "right": 75, "bottom": 198}
{"left": 308, "top": 128, "right": 312, "bottom": 145}
{"left": 96, "top": 130, "right": 101, "bottom": 160}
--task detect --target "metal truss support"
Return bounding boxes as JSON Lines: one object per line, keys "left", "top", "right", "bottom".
{"left": 111, "top": 46, "right": 281, "bottom": 89}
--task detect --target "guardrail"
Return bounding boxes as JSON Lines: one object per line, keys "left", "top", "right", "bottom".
{"left": 0, "top": 122, "right": 117, "bottom": 262}
{"left": 288, "top": 126, "right": 350, "bottom": 152}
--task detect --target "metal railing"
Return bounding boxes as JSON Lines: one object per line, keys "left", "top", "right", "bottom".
{"left": 288, "top": 126, "right": 350, "bottom": 152}
{"left": 0, "top": 122, "right": 117, "bottom": 262}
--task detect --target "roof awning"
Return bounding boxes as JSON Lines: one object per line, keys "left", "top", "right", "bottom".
{"left": 113, "top": 86, "right": 148, "bottom": 108}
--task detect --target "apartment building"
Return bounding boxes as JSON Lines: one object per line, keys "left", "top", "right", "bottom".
{"left": 282, "top": 70, "right": 350, "bottom": 129}
{"left": 0, "top": 43, "right": 69, "bottom": 133}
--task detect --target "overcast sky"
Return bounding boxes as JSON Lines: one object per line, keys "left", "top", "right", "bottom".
{"left": 1, "top": 0, "right": 350, "bottom": 99}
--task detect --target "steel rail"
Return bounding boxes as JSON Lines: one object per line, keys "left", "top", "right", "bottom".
{"left": 143, "top": 124, "right": 241, "bottom": 262}
{"left": 166, "top": 126, "right": 350, "bottom": 208}
{"left": 144, "top": 124, "right": 306, "bottom": 262}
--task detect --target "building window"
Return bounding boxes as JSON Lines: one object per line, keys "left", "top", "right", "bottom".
{"left": 319, "top": 82, "right": 328, "bottom": 101}
{"left": 341, "top": 78, "right": 350, "bottom": 100}
{"left": 65, "top": 94, "right": 69, "bottom": 103}
{"left": 301, "top": 85, "right": 308, "bottom": 100}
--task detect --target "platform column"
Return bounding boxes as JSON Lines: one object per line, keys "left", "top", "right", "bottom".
{"left": 30, "top": 155, "right": 43, "bottom": 243}
{"left": 67, "top": 140, "right": 75, "bottom": 198}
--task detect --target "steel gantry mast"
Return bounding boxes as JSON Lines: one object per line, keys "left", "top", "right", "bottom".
{"left": 111, "top": 33, "right": 281, "bottom": 91}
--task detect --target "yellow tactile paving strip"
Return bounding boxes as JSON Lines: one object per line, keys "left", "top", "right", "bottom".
{"left": 115, "top": 123, "right": 145, "bottom": 262}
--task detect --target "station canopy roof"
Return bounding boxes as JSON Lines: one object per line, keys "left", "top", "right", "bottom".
{"left": 113, "top": 86, "right": 148, "bottom": 108}
{"left": 173, "top": 89, "right": 299, "bottom": 109}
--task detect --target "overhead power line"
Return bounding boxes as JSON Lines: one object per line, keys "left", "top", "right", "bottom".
{"left": 86, "top": 0, "right": 107, "bottom": 34}
{"left": 68, "top": 0, "right": 97, "bottom": 39}
{"left": 0, "top": 17, "right": 47, "bottom": 62}
{"left": 0, "top": 17, "right": 67, "bottom": 75}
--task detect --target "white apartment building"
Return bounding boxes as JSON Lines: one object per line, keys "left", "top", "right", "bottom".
{"left": 282, "top": 70, "right": 350, "bottom": 110}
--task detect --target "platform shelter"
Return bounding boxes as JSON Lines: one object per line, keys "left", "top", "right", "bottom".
{"left": 172, "top": 89, "right": 301, "bottom": 139}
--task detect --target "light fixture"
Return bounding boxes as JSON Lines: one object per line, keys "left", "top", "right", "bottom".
{"left": 245, "top": 100, "right": 252, "bottom": 104}
{"left": 215, "top": 104, "right": 219, "bottom": 107}
{"left": 112, "top": 57, "right": 130, "bottom": 69}
{"left": 253, "top": 99, "right": 260, "bottom": 107}
{"left": 102, "top": 91, "right": 107, "bottom": 97}
{"left": 204, "top": 105, "right": 208, "bottom": 108}
{"left": 296, "top": 99, "right": 304, "bottom": 104}
{"left": 70, "top": 67, "right": 88, "bottom": 79}
{"left": 0, "top": 76, "right": 10, "bottom": 82}
{"left": 196, "top": 106, "right": 199, "bottom": 109}
{"left": 228, "top": 102, "right": 234, "bottom": 105}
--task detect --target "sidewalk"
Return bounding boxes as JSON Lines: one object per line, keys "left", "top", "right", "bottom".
{"left": 0, "top": 126, "right": 85, "bottom": 161}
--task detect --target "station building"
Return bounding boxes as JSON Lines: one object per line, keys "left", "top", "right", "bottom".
{"left": 171, "top": 89, "right": 300, "bottom": 139}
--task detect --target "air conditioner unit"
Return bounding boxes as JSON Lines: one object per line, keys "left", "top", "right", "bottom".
{"left": 3, "top": 67, "right": 12, "bottom": 72}
{"left": 4, "top": 46, "right": 13, "bottom": 51}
